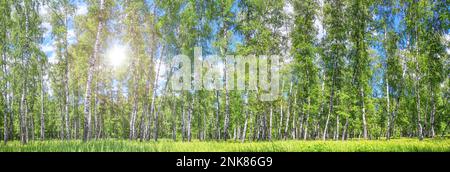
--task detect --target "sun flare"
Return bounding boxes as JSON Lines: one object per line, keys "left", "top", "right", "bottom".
{"left": 107, "top": 44, "right": 128, "bottom": 68}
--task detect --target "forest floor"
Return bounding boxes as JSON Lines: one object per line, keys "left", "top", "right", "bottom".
{"left": 1, "top": 138, "right": 449, "bottom": 152}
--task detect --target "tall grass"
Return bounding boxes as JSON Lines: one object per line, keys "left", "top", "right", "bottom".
{"left": 0, "top": 138, "right": 449, "bottom": 152}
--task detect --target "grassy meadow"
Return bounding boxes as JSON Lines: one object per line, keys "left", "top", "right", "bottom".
{"left": 0, "top": 138, "right": 449, "bottom": 152}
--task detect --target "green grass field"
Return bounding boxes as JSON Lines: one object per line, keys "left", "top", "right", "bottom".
{"left": 1, "top": 138, "right": 449, "bottom": 152}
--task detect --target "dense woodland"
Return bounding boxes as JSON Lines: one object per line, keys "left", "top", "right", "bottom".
{"left": 0, "top": 0, "right": 449, "bottom": 145}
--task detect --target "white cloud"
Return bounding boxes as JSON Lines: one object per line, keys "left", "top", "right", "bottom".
{"left": 283, "top": 3, "right": 294, "bottom": 15}
{"left": 48, "top": 53, "right": 58, "bottom": 64}
{"left": 41, "top": 44, "right": 55, "bottom": 53}
{"left": 41, "top": 22, "right": 52, "bottom": 38}
{"left": 318, "top": 0, "right": 324, "bottom": 6}
{"left": 76, "top": 4, "right": 88, "bottom": 16}
{"left": 314, "top": 1, "right": 325, "bottom": 40}
{"left": 157, "top": 60, "right": 167, "bottom": 79}
{"left": 39, "top": 4, "right": 49, "bottom": 17}
{"left": 68, "top": 29, "right": 76, "bottom": 44}
{"left": 373, "top": 31, "right": 379, "bottom": 37}
{"left": 41, "top": 22, "right": 52, "bottom": 30}
{"left": 314, "top": 18, "right": 325, "bottom": 40}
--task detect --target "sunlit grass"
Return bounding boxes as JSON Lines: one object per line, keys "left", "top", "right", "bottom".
{"left": 0, "top": 138, "right": 449, "bottom": 152}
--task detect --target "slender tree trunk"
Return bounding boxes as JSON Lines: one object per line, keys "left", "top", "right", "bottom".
{"left": 390, "top": 96, "right": 401, "bottom": 139}
{"left": 424, "top": 99, "right": 429, "bottom": 137}
{"left": 139, "top": 86, "right": 149, "bottom": 141}
{"left": 73, "top": 90, "right": 78, "bottom": 140}
{"left": 125, "top": 0, "right": 139, "bottom": 141}
{"left": 284, "top": 102, "right": 290, "bottom": 140}
{"left": 252, "top": 112, "right": 257, "bottom": 141}
{"left": 20, "top": 85, "right": 28, "bottom": 144}
{"left": 256, "top": 114, "right": 260, "bottom": 140}
{"left": 141, "top": 12, "right": 157, "bottom": 141}
{"left": 153, "top": 99, "right": 162, "bottom": 142}
{"left": 151, "top": 59, "right": 162, "bottom": 141}
{"left": 237, "top": 125, "right": 241, "bottom": 141}
{"left": 100, "top": 107, "right": 105, "bottom": 139}
{"left": 171, "top": 98, "right": 177, "bottom": 141}
{"left": 324, "top": 60, "right": 337, "bottom": 140}
{"left": 28, "top": 102, "right": 34, "bottom": 141}
{"left": 277, "top": 80, "right": 285, "bottom": 139}
{"left": 223, "top": 62, "right": 230, "bottom": 141}
{"left": 187, "top": 94, "right": 194, "bottom": 142}
{"left": 93, "top": 86, "right": 99, "bottom": 139}
{"left": 9, "top": 74, "right": 14, "bottom": 139}
{"left": 241, "top": 108, "right": 249, "bottom": 143}
{"left": 63, "top": 12, "right": 70, "bottom": 140}
{"left": 40, "top": 67, "right": 45, "bottom": 141}
{"left": 129, "top": 76, "right": 138, "bottom": 140}
{"left": 201, "top": 93, "right": 208, "bottom": 141}
{"left": 26, "top": 97, "right": 32, "bottom": 141}
{"left": 197, "top": 101, "right": 202, "bottom": 140}
{"left": 84, "top": 0, "right": 105, "bottom": 142}
{"left": 292, "top": 104, "right": 297, "bottom": 140}
{"left": 278, "top": 99, "right": 283, "bottom": 139}
{"left": 297, "top": 103, "right": 303, "bottom": 140}
{"left": 269, "top": 104, "right": 273, "bottom": 140}
{"left": 360, "top": 87, "right": 368, "bottom": 139}
{"left": 284, "top": 82, "right": 293, "bottom": 140}
{"left": 233, "top": 127, "right": 236, "bottom": 141}
{"left": 335, "top": 112, "right": 339, "bottom": 140}
{"left": 2, "top": 52, "right": 9, "bottom": 144}
{"left": 342, "top": 117, "right": 349, "bottom": 141}
{"left": 139, "top": 102, "right": 147, "bottom": 141}
{"left": 19, "top": 1, "right": 31, "bottom": 144}
{"left": 430, "top": 91, "right": 436, "bottom": 138}
{"left": 152, "top": 71, "right": 170, "bottom": 142}
{"left": 414, "top": 22, "right": 424, "bottom": 141}
{"left": 315, "top": 120, "right": 320, "bottom": 140}
{"left": 384, "top": 22, "right": 392, "bottom": 140}
{"left": 59, "top": 102, "right": 64, "bottom": 139}
{"left": 3, "top": 93, "right": 7, "bottom": 144}
{"left": 181, "top": 101, "right": 186, "bottom": 141}
{"left": 215, "top": 90, "right": 220, "bottom": 139}
{"left": 386, "top": 78, "right": 391, "bottom": 140}
{"left": 414, "top": 57, "right": 423, "bottom": 141}
{"left": 76, "top": 91, "right": 81, "bottom": 139}
{"left": 64, "top": 80, "right": 70, "bottom": 140}
{"left": 263, "top": 111, "right": 267, "bottom": 140}
{"left": 303, "top": 97, "right": 310, "bottom": 140}
{"left": 316, "top": 74, "right": 325, "bottom": 140}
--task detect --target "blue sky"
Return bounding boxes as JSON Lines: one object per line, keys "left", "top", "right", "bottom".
{"left": 38, "top": 0, "right": 448, "bottom": 98}
{"left": 40, "top": 0, "right": 88, "bottom": 64}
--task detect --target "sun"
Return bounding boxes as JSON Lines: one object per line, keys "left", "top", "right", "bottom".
{"left": 107, "top": 44, "right": 128, "bottom": 68}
